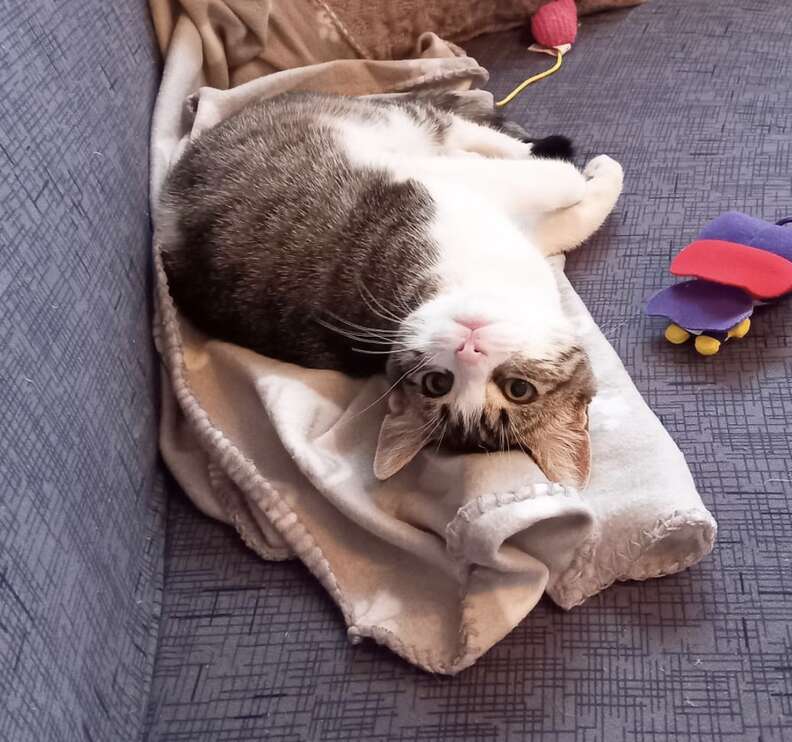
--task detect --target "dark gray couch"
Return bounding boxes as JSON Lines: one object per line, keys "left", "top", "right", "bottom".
{"left": 2, "top": 1, "right": 791, "bottom": 740}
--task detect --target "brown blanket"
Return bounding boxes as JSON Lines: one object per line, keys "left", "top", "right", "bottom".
{"left": 150, "top": 0, "right": 645, "bottom": 88}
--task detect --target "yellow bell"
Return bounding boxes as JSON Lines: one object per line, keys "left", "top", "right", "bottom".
{"left": 664, "top": 323, "right": 690, "bottom": 344}
{"left": 727, "top": 318, "right": 751, "bottom": 339}
{"left": 694, "top": 335, "right": 721, "bottom": 356}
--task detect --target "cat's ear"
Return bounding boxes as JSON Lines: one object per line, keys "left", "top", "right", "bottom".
{"left": 531, "top": 399, "right": 591, "bottom": 490}
{"left": 373, "top": 393, "right": 426, "bottom": 480}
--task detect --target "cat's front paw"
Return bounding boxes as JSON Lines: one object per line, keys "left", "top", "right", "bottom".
{"left": 584, "top": 154, "right": 623, "bottom": 185}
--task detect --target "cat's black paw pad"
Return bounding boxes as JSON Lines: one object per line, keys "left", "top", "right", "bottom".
{"left": 531, "top": 135, "right": 575, "bottom": 161}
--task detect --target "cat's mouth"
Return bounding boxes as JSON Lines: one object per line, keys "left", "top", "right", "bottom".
{"left": 430, "top": 404, "right": 518, "bottom": 456}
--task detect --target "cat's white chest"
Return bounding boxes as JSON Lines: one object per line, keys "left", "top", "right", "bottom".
{"left": 429, "top": 182, "right": 557, "bottom": 298}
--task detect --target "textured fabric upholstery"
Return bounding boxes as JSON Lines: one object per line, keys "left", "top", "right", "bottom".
{"left": 145, "top": 2, "right": 792, "bottom": 740}
{"left": 0, "top": 2, "right": 164, "bottom": 741}
{"left": 2, "top": 0, "right": 791, "bottom": 740}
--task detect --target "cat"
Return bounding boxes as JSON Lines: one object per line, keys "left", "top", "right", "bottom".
{"left": 158, "top": 91, "right": 624, "bottom": 488}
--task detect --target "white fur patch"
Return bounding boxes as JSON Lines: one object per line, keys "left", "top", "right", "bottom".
{"left": 331, "top": 105, "right": 621, "bottom": 424}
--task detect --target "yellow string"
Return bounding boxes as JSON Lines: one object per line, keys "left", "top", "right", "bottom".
{"left": 495, "top": 49, "right": 564, "bottom": 107}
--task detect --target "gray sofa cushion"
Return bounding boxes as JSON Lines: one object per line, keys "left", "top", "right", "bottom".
{"left": 0, "top": 2, "right": 163, "bottom": 740}
{"left": 144, "top": 1, "right": 792, "bottom": 740}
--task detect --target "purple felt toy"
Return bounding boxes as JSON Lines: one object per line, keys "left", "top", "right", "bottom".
{"left": 699, "top": 211, "right": 792, "bottom": 262}
{"left": 645, "top": 280, "right": 754, "bottom": 332}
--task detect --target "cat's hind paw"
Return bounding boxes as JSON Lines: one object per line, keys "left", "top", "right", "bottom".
{"left": 584, "top": 154, "right": 624, "bottom": 185}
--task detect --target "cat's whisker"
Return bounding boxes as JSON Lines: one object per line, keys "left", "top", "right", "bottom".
{"left": 357, "top": 294, "right": 401, "bottom": 327}
{"left": 433, "top": 420, "right": 448, "bottom": 454}
{"left": 317, "top": 323, "right": 394, "bottom": 345}
{"left": 351, "top": 345, "right": 412, "bottom": 355}
{"left": 345, "top": 354, "right": 436, "bottom": 423}
{"left": 351, "top": 346, "right": 407, "bottom": 355}
{"left": 414, "top": 415, "right": 442, "bottom": 435}
{"left": 508, "top": 419, "right": 531, "bottom": 459}
{"left": 408, "top": 414, "right": 441, "bottom": 441}
{"left": 315, "top": 317, "right": 399, "bottom": 345}
{"left": 315, "top": 317, "right": 374, "bottom": 339}
{"left": 417, "top": 411, "right": 446, "bottom": 449}
{"left": 357, "top": 281, "right": 406, "bottom": 326}
{"left": 324, "top": 311, "right": 405, "bottom": 338}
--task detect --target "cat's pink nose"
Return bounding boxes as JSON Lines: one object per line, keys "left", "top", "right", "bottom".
{"left": 456, "top": 337, "right": 485, "bottom": 363}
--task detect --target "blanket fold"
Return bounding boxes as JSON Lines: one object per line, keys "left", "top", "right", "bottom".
{"left": 149, "top": 0, "right": 714, "bottom": 674}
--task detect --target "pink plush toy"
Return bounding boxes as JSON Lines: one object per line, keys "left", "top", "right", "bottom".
{"left": 496, "top": 0, "right": 579, "bottom": 107}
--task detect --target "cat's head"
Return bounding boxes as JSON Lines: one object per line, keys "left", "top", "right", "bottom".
{"left": 374, "top": 290, "right": 596, "bottom": 488}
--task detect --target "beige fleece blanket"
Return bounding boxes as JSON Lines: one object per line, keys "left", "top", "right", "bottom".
{"left": 150, "top": 0, "right": 715, "bottom": 674}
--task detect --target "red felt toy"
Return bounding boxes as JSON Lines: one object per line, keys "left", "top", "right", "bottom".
{"left": 671, "top": 239, "right": 792, "bottom": 300}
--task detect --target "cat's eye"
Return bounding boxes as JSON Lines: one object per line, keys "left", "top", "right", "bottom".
{"left": 501, "top": 378, "right": 537, "bottom": 403}
{"left": 421, "top": 370, "right": 454, "bottom": 398}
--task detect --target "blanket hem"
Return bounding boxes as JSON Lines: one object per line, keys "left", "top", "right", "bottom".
{"left": 550, "top": 508, "right": 717, "bottom": 609}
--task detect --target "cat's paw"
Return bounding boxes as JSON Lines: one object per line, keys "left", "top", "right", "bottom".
{"left": 534, "top": 160, "right": 587, "bottom": 210}
{"left": 514, "top": 158, "right": 586, "bottom": 212}
{"left": 584, "top": 155, "right": 623, "bottom": 185}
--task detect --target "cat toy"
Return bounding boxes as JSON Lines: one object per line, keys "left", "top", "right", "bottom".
{"left": 645, "top": 212, "right": 792, "bottom": 355}
{"left": 496, "top": 0, "right": 578, "bottom": 107}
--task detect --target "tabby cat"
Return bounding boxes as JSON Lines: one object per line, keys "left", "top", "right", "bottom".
{"left": 159, "top": 92, "right": 624, "bottom": 487}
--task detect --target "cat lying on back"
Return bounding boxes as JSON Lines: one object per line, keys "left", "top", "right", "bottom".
{"left": 159, "top": 92, "right": 624, "bottom": 488}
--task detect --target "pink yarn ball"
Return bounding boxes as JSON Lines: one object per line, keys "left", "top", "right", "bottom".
{"left": 530, "top": 0, "right": 578, "bottom": 48}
